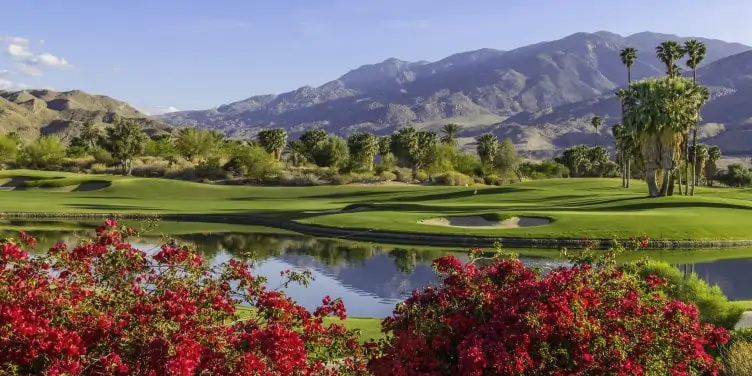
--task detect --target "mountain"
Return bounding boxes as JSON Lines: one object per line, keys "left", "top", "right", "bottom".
{"left": 514, "top": 49, "right": 752, "bottom": 155}
{"left": 158, "top": 31, "right": 752, "bottom": 155}
{"left": 0, "top": 89, "right": 174, "bottom": 141}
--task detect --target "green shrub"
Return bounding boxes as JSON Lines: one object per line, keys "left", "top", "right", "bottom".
{"left": 378, "top": 171, "right": 397, "bottom": 182}
{"left": 479, "top": 212, "right": 513, "bottom": 222}
{"left": 331, "top": 173, "right": 354, "bottom": 185}
{"left": 632, "top": 260, "right": 745, "bottom": 329}
{"left": 434, "top": 172, "right": 473, "bottom": 186}
{"left": 91, "top": 147, "right": 114, "bottom": 165}
{"left": 413, "top": 170, "right": 429, "bottom": 183}
{"left": 90, "top": 163, "right": 109, "bottom": 174}
{"left": 483, "top": 174, "right": 503, "bottom": 186}
{"left": 394, "top": 168, "right": 413, "bottom": 183}
{"left": 721, "top": 340, "right": 752, "bottom": 376}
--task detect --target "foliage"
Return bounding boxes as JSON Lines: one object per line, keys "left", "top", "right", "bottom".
{"left": 347, "top": 133, "right": 379, "bottom": 172}
{"left": 16, "top": 135, "right": 66, "bottom": 169}
{"left": 715, "top": 164, "right": 752, "bottom": 188}
{"left": 175, "top": 128, "right": 224, "bottom": 162}
{"left": 475, "top": 133, "right": 498, "bottom": 166}
{"left": 622, "top": 76, "right": 709, "bottom": 197}
{"left": 629, "top": 260, "right": 744, "bottom": 329}
{"left": 493, "top": 138, "right": 519, "bottom": 179}
{"left": 705, "top": 145, "right": 722, "bottom": 186}
{"left": 433, "top": 171, "right": 472, "bottom": 186}
{"left": 257, "top": 128, "right": 287, "bottom": 160}
{"left": 518, "top": 161, "right": 569, "bottom": 180}
{"left": 144, "top": 134, "right": 177, "bottom": 158}
{"left": 440, "top": 123, "right": 460, "bottom": 146}
{"left": 224, "top": 145, "right": 280, "bottom": 182}
{"left": 721, "top": 340, "right": 752, "bottom": 376}
{"left": 0, "top": 221, "right": 368, "bottom": 375}
{"left": 0, "top": 134, "right": 20, "bottom": 162}
{"left": 367, "top": 245, "right": 728, "bottom": 375}
{"left": 311, "top": 135, "right": 350, "bottom": 170}
{"left": 102, "top": 117, "right": 148, "bottom": 175}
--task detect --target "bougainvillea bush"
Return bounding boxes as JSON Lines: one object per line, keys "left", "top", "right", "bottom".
{"left": 0, "top": 220, "right": 368, "bottom": 375}
{"left": 366, "top": 247, "right": 730, "bottom": 376}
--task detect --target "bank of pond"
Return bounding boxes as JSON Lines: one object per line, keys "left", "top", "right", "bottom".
{"left": 2, "top": 219, "right": 751, "bottom": 318}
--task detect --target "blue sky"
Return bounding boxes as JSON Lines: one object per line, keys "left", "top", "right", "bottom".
{"left": 1, "top": 0, "right": 750, "bottom": 114}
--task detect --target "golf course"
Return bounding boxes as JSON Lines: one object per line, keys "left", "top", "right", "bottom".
{"left": 1, "top": 169, "right": 751, "bottom": 244}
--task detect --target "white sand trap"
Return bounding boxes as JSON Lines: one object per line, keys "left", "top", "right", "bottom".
{"left": 419, "top": 216, "right": 550, "bottom": 229}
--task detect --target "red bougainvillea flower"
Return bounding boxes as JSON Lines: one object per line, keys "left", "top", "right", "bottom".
{"left": 0, "top": 219, "right": 369, "bottom": 375}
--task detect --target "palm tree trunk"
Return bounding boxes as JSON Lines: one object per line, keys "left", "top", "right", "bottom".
{"left": 659, "top": 168, "right": 671, "bottom": 197}
{"left": 621, "top": 153, "right": 626, "bottom": 188}
{"left": 683, "top": 133, "right": 689, "bottom": 195}
{"left": 646, "top": 168, "right": 659, "bottom": 197}
{"left": 626, "top": 158, "right": 631, "bottom": 188}
{"left": 691, "top": 69, "right": 699, "bottom": 196}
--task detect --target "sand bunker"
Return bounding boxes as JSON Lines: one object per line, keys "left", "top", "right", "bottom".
{"left": 419, "top": 216, "right": 550, "bottom": 229}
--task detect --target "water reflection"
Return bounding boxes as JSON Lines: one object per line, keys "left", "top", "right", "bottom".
{"left": 1, "top": 222, "right": 751, "bottom": 316}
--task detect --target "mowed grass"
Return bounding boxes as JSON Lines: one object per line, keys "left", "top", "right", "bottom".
{"left": 1, "top": 170, "right": 752, "bottom": 240}
{"left": 236, "top": 307, "right": 384, "bottom": 342}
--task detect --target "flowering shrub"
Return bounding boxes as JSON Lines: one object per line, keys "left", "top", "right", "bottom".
{"left": 0, "top": 220, "right": 368, "bottom": 375}
{"left": 367, "top": 246, "right": 729, "bottom": 375}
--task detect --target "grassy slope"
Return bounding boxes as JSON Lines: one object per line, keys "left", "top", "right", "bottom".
{"left": 1, "top": 170, "right": 751, "bottom": 240}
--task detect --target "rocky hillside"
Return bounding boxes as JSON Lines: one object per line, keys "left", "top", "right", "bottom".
{"left": 158, "top": 30, "right": 751, "bottom": 155}
{"left": 510, "top": 49, "right": 752, "bottom": 156}
{"left": 0, "top": 89, "right": 174, "bottom": 141}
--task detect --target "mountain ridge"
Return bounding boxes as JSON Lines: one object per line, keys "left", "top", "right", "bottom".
{"left": 157, "top": 30, "right": 752, "bottom": 155}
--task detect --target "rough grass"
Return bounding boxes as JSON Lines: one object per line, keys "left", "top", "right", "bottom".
{"left": 1, "top": 170, "right": 752, "bottom": 240}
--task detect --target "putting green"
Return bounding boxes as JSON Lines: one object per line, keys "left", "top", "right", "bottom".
{"left": 0, "top": 170, "right": 751, "bottom": 241}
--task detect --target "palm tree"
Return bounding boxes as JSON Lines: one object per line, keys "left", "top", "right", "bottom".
{"left": 476, "top": 133, "right": 498, "bottom": 166}
{"left": 591, "top": 116, "right": 602, "bottom": 145}
{"left": 655, "top": 40, "right": 685, "bottom": 77}
{"left": 684, "top": 39, "right": 707, "bottom": 196}
{"left": 440, "top": 123, "right": 460, "bottom": 146}
{"left": 612, "top": 123, "right": 627, "bottom": 187}
{"left": 257, "top": 128, "right": 288, "bottom": 160}
{"left": 693, "top": 144, "right": 709, "bottom": 186}
{"left": 655, "top": 40, "right": 687, "bottom": 195}
{"left": 347, "top": 133, "right": 379, "bottom": 171}
{"left": 622, "top": 76, "right": 709, "bottom": 197}
{"left": 705, "top": 145, "right": 721, "bottom": 186}
{"left": 619, "top": 48, "right": 637, "bottom": 188}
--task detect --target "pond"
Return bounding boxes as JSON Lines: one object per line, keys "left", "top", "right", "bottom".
{"left": 2, "top": 220, "right": 751, "bottom": 317}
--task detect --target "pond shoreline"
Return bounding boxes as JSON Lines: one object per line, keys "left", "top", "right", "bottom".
{"left": 3, "top": 211, "right": 752, "bottom": 250}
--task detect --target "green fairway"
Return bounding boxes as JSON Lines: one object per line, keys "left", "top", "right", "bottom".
{"left": 1, "top": 170, "right": 751, "bottom": 241}
{"left": 236, "top": 307, "right": 384, "bottom": 342}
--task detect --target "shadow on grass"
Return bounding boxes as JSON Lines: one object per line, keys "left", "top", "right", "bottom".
{"left": 66, "top": 204, "right": 162, "bottom": 211}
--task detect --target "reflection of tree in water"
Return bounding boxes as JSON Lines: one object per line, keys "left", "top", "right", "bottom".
{"left": 384, "top": 247, "right": 448, "bottom": 273}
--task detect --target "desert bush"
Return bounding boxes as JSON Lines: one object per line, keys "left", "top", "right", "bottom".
{"left": 367, "top": 247, "right": 729, "bottom": 375}
{"left": 413, "top": 170, "right": 429, "bottom": 183}
{"left": 131, "top": 159, "right": 172, "bottom": 178}
{"left": 90, "top": 146, "right": 114, "bottom": 165}
{"left": 378, "top": 171, "right": 397, "bottom": 182}
{"left": 721, "top": 340, "right": 752, "bottom": 376}
{"left": 331, "top": 173, "right": 354, "bottom": 185}
{"left": 0, "top": 221, "right": 368, "bottom": 375}
{"left": 631, "top": 260, "right": 745, "bottom": 329}
{"left": 483, "top": 174, "right": 503, "bottom": 186}
{"left": 90, "top": 163, "right": 109, "bottom": 174}
{"left": 394, "top": 168, "right": 414, "bottom": 183}
{"left": 195, "top": 156, "right": 225, "bottom": 180}
{"left": 434, "top": 171, "right": 473, "bottom": 186}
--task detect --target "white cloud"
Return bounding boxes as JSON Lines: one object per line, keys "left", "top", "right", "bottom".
{"left": 16, "top": 63, "right": 42, "bottom": 76}
{"left": 4, "top": 40, "right": 72, "bottom": 70}
{"left": 0, "top": 36, "right": 29, "bottom": 45}
{"left": 32, "top": 53, "right": 71, "bottom": 69}
{"left": 0, "top": 79, "right": 29, "bottom": 91}
{"left": 139, "top": 105, "right": 181, "bottom": 116}
{"left": 6, "top": 43, "right": 33, "bottom": 58}
{"left": 0, "top": 69, "right": 10, "bottom": 77}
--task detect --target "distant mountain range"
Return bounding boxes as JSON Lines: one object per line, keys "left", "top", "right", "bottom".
{"left": 0, "top": 89, "right": 173, "bottom": 141}
{"left": 157, "top": 30, "right": 752, "bottom": 156}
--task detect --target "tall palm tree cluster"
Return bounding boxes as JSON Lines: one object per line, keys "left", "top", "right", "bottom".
{"left": 612, "top": 39, "right": 713, "bottom": 197}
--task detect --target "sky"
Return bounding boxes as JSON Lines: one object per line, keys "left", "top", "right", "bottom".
{"left": 1, "top": 0, "right": 750, "bottom": 114}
